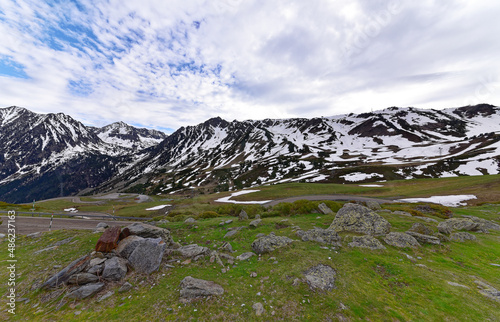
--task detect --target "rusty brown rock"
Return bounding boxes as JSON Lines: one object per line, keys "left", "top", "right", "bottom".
{"left": 95, "top": 226, "right": 121, "bottom": 253}
{"left": 119, "top": 227, "right": 131, "bottom": 240}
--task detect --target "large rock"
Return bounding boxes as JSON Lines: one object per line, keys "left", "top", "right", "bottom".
{"left": 462, "top": 216, "right": 500, "bottom": 232}
{"left": 179, "top": 276, "right": 224, "bottom": 301}
{"left": 450, "top": 232, "right": 477, "bottom": 242}
{"left": 66, "top": 283, "right": 104, "bottom": 300}
{"left": 116, "top": 235, "right": 144, "bottom": 259}
{"left": 437, "top": 218, "right": 480, "bottom": 235}
{"left": 128, "top": 239, "right": 166, "bottom": 274}
{"left": 407, "top": 223, "right": 433, "bottom": 236}
{"left": 348, "top": 235, "right": 386, "bottom": 250}
{"left": 176, "top": 244, "right": 210, "bottom": 258}
{"left": 251, "top": 232, "right": 294, "bottom": 254}
{"left": 329, "top": 204, "right": 391, "bottom": 236}
{"left": 40, "top": 254, "right": 90, "bottom": 289}
{"left": 318, "top": 203, "right": 334, "bottom": 215}
{"left": 405, "top": 231, "right": 441, "bottom": 245}
{"left": 102, "top": 257, "right": 128, "bottom": 281}
{"left": 68, "top": 273, "right": 99, "bottom": 285}
{"left": 239, "top": 210, "right": 248, "bottom": 221}
{"left": 95, "top": 226, "right": 121, "bottom": 253}
{"left": 303, "top": 264, "right": 336, "bottom": 291}
{"left": 125, "top": 222, "right": 173, "bottom": 245}
{"left": 296, "top": 228, "right": 341, "bottom": 246}
{"left": 384, "top": 232, "right": 420, "bottom": 248}
{"left": 365, "top": 200, "right": 382, "bottom": 211}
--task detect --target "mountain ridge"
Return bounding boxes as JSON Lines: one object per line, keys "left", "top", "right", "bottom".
{"left": 0, "top": 104, "right": 499, "bottom": 202}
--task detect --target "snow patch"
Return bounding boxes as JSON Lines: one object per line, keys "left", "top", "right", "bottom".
{"left": 215, "top": 190, "right": 272, "bottom": 204}
{"left": 145, "top": 204, "right": 171, "bottom": 211}
{"left": 399, "top": 195, "right": 477, "bottom": 207}
{"left": 341, "top": 172, "right": 383, "bottom": 182}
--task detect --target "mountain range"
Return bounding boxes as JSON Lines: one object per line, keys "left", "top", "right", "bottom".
{"left": 0, "top": 104, "right": 499, "bottom": 203}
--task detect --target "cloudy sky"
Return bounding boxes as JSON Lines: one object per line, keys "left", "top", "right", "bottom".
{"left": 0, "top": 0, "right": 499, "bottom": 132}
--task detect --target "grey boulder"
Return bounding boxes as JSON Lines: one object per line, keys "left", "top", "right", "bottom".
{"left": 176, "top": 244, "right": 210, "bottom": 258}
{"left": 296, "top": 228, "right": 341, "bottom": 246}
{"left": 405, "top": 231, "right": 441, "bottom": 245}
{"left": 303, "top": 264, "right": 337, "bottom": 291}
{"left": 128, "top": 239, "right": 166, "bottom": 274}
{"left": 116, "top": 235, "right": 144, "bottom": 259}
{"left": 66, "top": 283, "right": 105, "bottom": 300}
{"left": 179, "top": 276, "right": 224, "bottom": 301}
{"left": 384, "top": 232, "right": 420, "bottom": 248}
{"left": 125, "top": 222, "right": 173, "bottom": 245}
{"left": 437, "top": 218, "right": 480, "bottom": 235}
{"left": 102, "top": 257, "right": 128, "bottom": 281}
{"left": 450, "top": 232, "right": 477, "bottom": 242}
{"left": 251, "top": 232, "right": 294, "bottom": 254}
{"left": 40, "top": 254, "right": 90, "bottom": 289}
{"left": 68, "top": 273, "right": 99, "bottom": 285}
{"left": 348, "top": 235, "right": 386, "bottom": 250}
{"left": 329, "top": 203, "right": 391, "bottom": 236}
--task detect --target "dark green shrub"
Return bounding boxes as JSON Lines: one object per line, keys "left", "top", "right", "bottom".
{"left": 198, "top": 211, "right": 219, "bottom": 219}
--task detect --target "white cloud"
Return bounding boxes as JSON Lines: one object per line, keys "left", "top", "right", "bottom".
{"left": 0, "top": 0, "right": 499, "bottom": 132}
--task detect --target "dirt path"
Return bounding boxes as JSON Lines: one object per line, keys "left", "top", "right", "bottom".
{"left": 0, "top": 216, "right": 136, "bottom": 235}
{"left": 263, "top": 194, "right": 395, "bottom": 207}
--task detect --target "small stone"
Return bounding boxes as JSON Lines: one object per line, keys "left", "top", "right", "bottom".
{"left": 96, "top": 222, "right": 109, "bottom": 229}
{"left": 118, "top": 282, "right": 133, "bottom": 293}
{"left": 239, "top": 210, "right": 249, "bottom": 221}
{"left": 224, "top": 230, "right": 239, "bottom": 238}
{"left": 448, "top": 282, "right": 469, "bottom": 289}
{"left": 185, "top": 217, "right": 196, "bottom": 224}
{"left": 250, "top": 272, "right": 257, "bottom": 278}
{"left": 225, "top": 220, "right": 233, "bottom": 224}
{"left": 236, "top": 252, "right": 256, "bottom": 261}
{"left": 249, "top": 219, "right": 262, "bottom": 229}
{"left": 68, "top": 273, "right": 99, "bottom": 285}
{"left": 255, "top": 214, "right": 261, "bottom": 219}
{"left": 252, "top": 302, "right": 265, "bottom": 316}
{"left": 98, "top": 291, "right": 114, "bottom": 302}
{"left": 318, "top": 203, "right": 334, "bottom": 215}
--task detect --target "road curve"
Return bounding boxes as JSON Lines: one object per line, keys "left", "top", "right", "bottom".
{"left": 263, "top": 194, "right": 395, "bottom": 207}
{"left": 0, "top": 216, "right": 136, "bottom": 235}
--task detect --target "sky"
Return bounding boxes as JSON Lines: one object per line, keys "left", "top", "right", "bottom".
{"left": 0, "top": 0, "right": 499, "bottom": 133}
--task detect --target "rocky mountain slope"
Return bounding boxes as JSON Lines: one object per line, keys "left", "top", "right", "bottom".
{"left": 0, "top": 106, "right": 163, "bottom": 202}
{"left": 100, "top": 104, "right": 500, "bottom": 195}
{"left": 1, "top": 104, "right": 499, "bottom": 202}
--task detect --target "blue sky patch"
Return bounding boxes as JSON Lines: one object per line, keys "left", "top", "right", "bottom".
{"left": 0, "top": 56, "right": 29, "bottom": 79}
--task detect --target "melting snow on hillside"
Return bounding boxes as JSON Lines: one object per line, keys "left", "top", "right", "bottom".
{"left": 341, "top": 172, "right": 384, "bottom": 182}
{"left": 399, "top": 195, "right": 477, "bottom": 207}
{"left": 215, "top": 190, "right": 272, "bottom": 204}
{"left": 145, "top": 205, "right": 171, "bottom": 210}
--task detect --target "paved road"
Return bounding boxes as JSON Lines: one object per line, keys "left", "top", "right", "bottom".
{"left": 263, "top": 194, "right": 395, "bottom": 207}
{"left": 0, "top": 216, "right": 136, "bottom": 235}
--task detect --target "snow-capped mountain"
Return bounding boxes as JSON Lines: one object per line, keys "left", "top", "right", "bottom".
{"left": 0, "top": 106, "right": 164, "bottom": 202}
{"left": 0, "top": 104, "right": 499, "bottom": 202}
{"left": 92, "top": 121, "right": 167, "bottom": 150}
{"left": 96, "top": 104, "right": 500, "bottom": 195}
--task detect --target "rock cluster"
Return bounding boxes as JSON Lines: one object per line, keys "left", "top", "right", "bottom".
{"left": 39, "top": 222, "right": 173, "bottom": 300}
{"left": 251, "top": 232, "right": 294, "bottom": 254}
{"left": 296, "top": 228, "right": 341, "bottom": 246}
